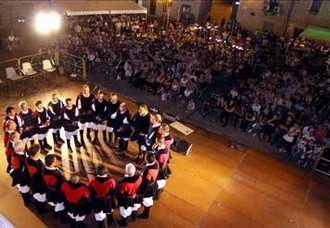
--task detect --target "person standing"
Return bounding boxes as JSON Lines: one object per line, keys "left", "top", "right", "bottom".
{"left": 48, "top": 93, "right": 65, "bottom": 146}
{"left": 76, "top": 84, "right": 95, "bottom": 147}
{"left": 5, "top": 131, "right": 20, "bottom": 173}
{"left": 62, "top": 98, "right": 81, "bottom": 151}
{"left": 107, "top": 93, "right": 120, "bottom": 145}
{"left": 93, "top": 91, "right": 108, "bottom": 144}
{"left": 154, "top": 137, "right": 170, "bottom": 199}
{"left": 89, "top": 163, "right": 117, "bottom": 227}
{"left": 3, "top": 120, "right": 17, "bottom": 150}
{"left": 42, "top": 154, "right": 66, "bottom": 222}
{"left": 10, "top": 140, "right": 31, "bottom": 206}
{"left": 25, "top": 144, "right": 49, "bottom": 214}
{"left": 137, "top": 153, "right": 159, "bottom": 219}
{"left": 34, "top": 100, "right": 52, "bottom": 153}
{"left": 18, "top": 101, "right": 36, "bottom": 146}
{"left": 137, "top": 114, "right": 162, "bottom": 164}
{"left": 131, "top": 104, "right": 151, "bottom": 159}
{"left": 61, "top": 175, "right": 91, "bottom": 227}
{"left": 2, "top": 106, "right": 22, "bottom": 132}
{"left": 114, "top": 102, "right": 132, "bottom": 156}
{"left": 116, "top": 163, "right": 142, "bottom": 227}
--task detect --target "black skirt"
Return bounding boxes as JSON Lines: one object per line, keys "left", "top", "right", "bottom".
{"left": 50, "top": 118, "right": 63, "bottom": 129}
{"left": 63, "top": 122, "right": 79, "bottom": 132}
{"left": 30, "top": 179, "right": 47, "bottom": 194}
{"left": 46, "top": 189, "right": 64, "bottom": 203}
{"left": 116, "top": 195, "right": 139, "bottom": 209}
{"left": 79, "top": 114, "right": 94, "bottom": 124}
{"left": 157, "top": 166, "right": 170, "bottom": 180}
{"left": 35, "top": 126, "right": 49, "bottom": 135}
{"left": 65, "top": 199, "right": 91, "bottom": 216}
{"left": 92, "top": 196, "right": 113, "bottom": 213}
{"left": 21, "top": 127, "right": 37, "bottom": 139}
{"left": 11, "top": 170, "right": 30, "bottom": 187}
{"left": 140, "top": 182, "right": 158, "bottom": 198}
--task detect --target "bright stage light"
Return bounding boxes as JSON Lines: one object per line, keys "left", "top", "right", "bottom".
{"left": 49, "top": 12, "right": 61, "bottom": 31}
{"left": 35, "top": 11, "right": 61, "bottom": 35}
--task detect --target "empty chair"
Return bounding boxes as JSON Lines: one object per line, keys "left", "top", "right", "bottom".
{"left": 42, "top": 59, "right": 56, "bottom": 72}
{"left": 6, "top": 67, "right": 22, "bottom": 80}
{"left": 21, "top": 62, "right": 37, "bottom": 76}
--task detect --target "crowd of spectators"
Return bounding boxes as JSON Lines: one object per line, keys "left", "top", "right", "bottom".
{"left": 54, "top": 14, "right": 330, "bottom": 169}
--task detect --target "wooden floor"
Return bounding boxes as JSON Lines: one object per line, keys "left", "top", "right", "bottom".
{"left": 0, "top": 77, "right": 330, "bottom": 228}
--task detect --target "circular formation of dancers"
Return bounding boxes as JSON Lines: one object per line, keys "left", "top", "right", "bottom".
{"left": 2, "top": 84, "right": 173, "bottom": 227}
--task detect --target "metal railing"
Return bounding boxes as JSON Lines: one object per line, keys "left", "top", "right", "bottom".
{"left": 58, "top": 52, "right": 86, "bottom": 81}
{"left": 0, "top": 51, "right": 86, "bottom": 82}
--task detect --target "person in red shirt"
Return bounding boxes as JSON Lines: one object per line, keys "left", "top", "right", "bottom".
{"left": 116, "top": 163, "right": 142, "bottom": 227}
{"left": 137, "top": 153, "right": 159, "bottom": 219}
{"left": 154, "top": 137, "right": 171, "bottom": 200}
{"left": 2, "top": 106, "right": 21, "bottom": 132}
{"left": 61, "top": 175, "right": 91, "bottom": 227}
{"left": 25, "top": 144, "right": 49, "bottom": 214}
{"left": 89, "top": 163, "right": 116, "bottom": 228}
{"left": 42, "top": 154, "right": 66, "bottom": 222}
{"left": 10, "top": 140, "right": 31, "bottom": 206}
{"left": 3, "top": 120, "right": 17, "bottom": 148}
{"left": 5, "top": 131, "right": 20, "bottom": 173}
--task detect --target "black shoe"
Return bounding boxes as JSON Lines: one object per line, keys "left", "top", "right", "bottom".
{"left": 92, "top": 138, "right": 100, "bottom": 145}
{"left": 102, "top": 130, "right": 107, "bottom": 143}
{"left": 155, "top": 188, "right": 163, "bottom": 200}
{"left": 56, "top": 131, "right": 65, "bottom": 144}
{"left": 44, "top": 143, "right": 52, "bottom": 151}
{"left": 117, "top": 218, "right": 128, "bottom": 227}
{"left": 53, "top": 134, "right": 59, "bottom": 146}
{"left": 87, "top": 129, "right": 92, "bottom": 141}
{"left": 22, "top": 193, "right": 31, "bottom": 207}
{"left": 137, "top": 213, "right": 148, "bottom": 219}
{"left": 74, "top": 135, "right": 81, "bottom": 147}
{"left": 59, "top": 211, "right": 68, "bottom": 224}
{"left": 107, "top": 214, "right": 114, "bottom": 226}
{"left": 87, "top": 135, "right": 92, "bottom": 142}
{"left": 131, "top": 211, "right": 137, "bottom": 222}
{"left": 137, "top": 207, "right": 150, "bottom": 219}
{"left": 36, "top": 202, "right": 51, "bottom": 215}
{"left": 75, "top": 140, "right": 81, "bottom": 147}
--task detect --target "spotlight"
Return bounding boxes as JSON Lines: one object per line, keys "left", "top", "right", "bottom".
{"left": 35, "top": 11, "right": 61, "bottom": 35}
{"left": 49, "top": 12, "right": 61, "bottom": 31}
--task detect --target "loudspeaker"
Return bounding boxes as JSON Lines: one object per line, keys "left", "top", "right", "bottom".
{"left": 170, "top": 138, "right": 192, "bottom": 156}
{"left": 263, "top": 4, "right": 270, "bottom": 11}
{"left": 163, "top": 112, "right": 179, "bottom": 122}
{"left": 315, "top": 147, "right": 330, "bottom": 177}
{"left": 273, "top": 6, "right": 281, "bottom": 14}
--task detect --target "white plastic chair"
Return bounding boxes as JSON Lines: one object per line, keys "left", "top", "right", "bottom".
{"left": 21, "top": 62, "right": 37, "bottom": 76}
{"left": 42, "top": 59, "right": 56, "bottom": 72}
{"left": 6, "top": 67, "right": 23, "bottom": 80}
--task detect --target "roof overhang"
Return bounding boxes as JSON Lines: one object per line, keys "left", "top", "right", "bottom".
{"left": 299, "top": 26, "right": 330, "bottom": 44}
{"left": 53, "top": 0, "right": 147, "bottom": 16}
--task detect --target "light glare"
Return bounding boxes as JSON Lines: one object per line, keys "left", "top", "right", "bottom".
{"left": 35, "top": 11, "right": 61, "bottom": 35}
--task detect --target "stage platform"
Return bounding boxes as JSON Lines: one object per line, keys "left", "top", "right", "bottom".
{"left": 0, "top": 76, "right": 330, "bottom": 227}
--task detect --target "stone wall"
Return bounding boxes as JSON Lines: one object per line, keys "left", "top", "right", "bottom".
{"left": 236, "top": 0, "right": 330, "bottom": 36}
{"left": 142, "top": 0, "right": 212, "bottom": 22}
